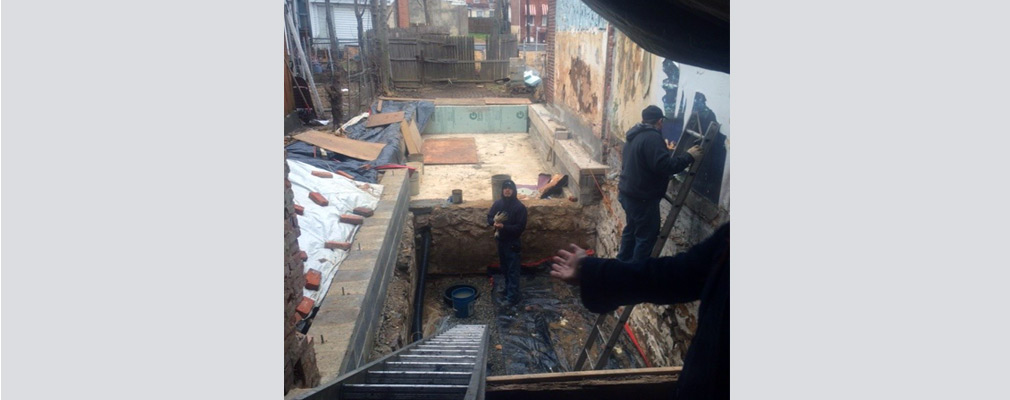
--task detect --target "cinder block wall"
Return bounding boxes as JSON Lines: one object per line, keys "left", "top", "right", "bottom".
{"left": 284, "top": 158, "right": 320, "bottom": 393}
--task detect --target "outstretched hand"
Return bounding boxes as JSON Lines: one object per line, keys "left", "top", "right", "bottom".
{"left": 550, "top": 244, "right": 587, "bottom": 285}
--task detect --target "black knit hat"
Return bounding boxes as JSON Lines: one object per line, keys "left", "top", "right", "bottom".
{"left": 642, "top": 105, "right": 665, "bottom": 123}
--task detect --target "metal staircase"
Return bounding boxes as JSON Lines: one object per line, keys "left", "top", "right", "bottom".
{"left": 295, "top": 324, "right": 489, "bottom": 400}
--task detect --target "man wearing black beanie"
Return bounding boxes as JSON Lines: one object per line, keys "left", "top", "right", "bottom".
{"left": 617, "top": 105, "right": 702, "bottom": 262}
{"left": 487, "top": 179, "right": 528, "bottom": 305}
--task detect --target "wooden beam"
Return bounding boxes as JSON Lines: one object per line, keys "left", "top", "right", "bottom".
{"left": 486, "top": 367, "right": 680, "bottom": 400}
{"left": 285, "top": 4, "right": 324, "bottom": 116}
{"left": 365, "top": 111, "right": 405, "bottom": 127}
{"left": 487, "top": 367, "right": 681, "bottom": 385}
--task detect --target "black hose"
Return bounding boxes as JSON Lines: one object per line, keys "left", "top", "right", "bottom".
{"left": 411, "top": 226, "right": 432, "bottom": 342}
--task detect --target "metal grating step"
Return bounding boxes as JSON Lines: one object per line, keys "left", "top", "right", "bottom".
{"left": 295, "top": 324, "right": 488, "bottom": 400}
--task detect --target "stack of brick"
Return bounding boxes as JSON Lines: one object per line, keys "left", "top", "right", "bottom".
{"left": 284, "top": 158, "right": 320, "bottom": 394}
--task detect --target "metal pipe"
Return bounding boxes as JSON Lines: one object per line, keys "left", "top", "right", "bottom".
{"left": 411, "top": 226, "right": 432, "bottom": 342}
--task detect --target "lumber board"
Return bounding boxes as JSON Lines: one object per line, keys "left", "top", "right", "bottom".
{"left": 486, "top": 367, "right": 681, "bottom": 385}
{"left": 292, "top": 130, "right": 386, "bottom": 161}
{"left": 484, "top": 97, "right": 531, "bottom": 105}
{"left": 365, "top": 111, "right": 405, "bottom": 127}
{"left": 400, "top": 119, "right": 423, "bottom": 154}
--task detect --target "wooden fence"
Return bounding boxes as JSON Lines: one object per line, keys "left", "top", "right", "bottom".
{"left": 386, "top": 33, "right": 517, "bottom": 84}
{"left": 468, "top": 17, "right": 497, "bottom": 34}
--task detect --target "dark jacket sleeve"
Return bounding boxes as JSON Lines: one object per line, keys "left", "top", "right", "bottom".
{"left": 579, "top": 224, "right": 728, "bottom": 313}
{"left": 643, "top": 133, "right": 694, "bottom": 177}
{"left": 499, "top": 204, "right": 527, "bottom": 236}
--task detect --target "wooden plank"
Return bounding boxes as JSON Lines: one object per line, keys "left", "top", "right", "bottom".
{"left": 484, "top": 97, "right": 531, "bottom": 105}
{"left": 406, "top": 119, "right": 423, "bottom": 152}
{"left": 379, "top": 96, "right": 434, "bottom": 102}
{"left": 400, "top": 119, "right": 422, "bottom": 154}
{"left": 433, "top": 98, "right": 485, "bottom": 105}
{"left": 486, "top": 367, "right": 681, "bottom": 385}
{"left": 422, "top": 138, "right": 479, "bottom": 164}
{"left": 365, "top": 111, "right": 405, "bottom": 127}
{"left": 292, "top": 130, "right": 386, "bottom": 161}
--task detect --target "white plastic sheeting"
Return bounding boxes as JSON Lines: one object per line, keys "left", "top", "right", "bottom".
{"left": 288, "top": 159, "right": 384, "bottom": 305}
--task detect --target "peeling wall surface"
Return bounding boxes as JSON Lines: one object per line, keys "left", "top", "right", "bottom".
{"left": 552, "top": 0, "right": 609, "bottom": 158}
{"left": 414, "top": 200, "right": 596, "bottom": 275}
{"left": 609, "top": 30, "right": 731, "bottom": 210}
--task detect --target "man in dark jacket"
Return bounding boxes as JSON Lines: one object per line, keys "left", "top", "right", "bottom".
{"left": 550, "top": 223, "right": 729, "bottom": 400}
{"left": 487, "top": 179, "right": 528, "bottom": 305}
{"left": 618, "top": 105, "right": 703, "bottom": 262}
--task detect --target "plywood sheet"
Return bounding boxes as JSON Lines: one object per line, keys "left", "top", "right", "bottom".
{"left": 365, "top": 111, "right": 405, "bottom": 127}
{"left": 484, "top": 97, "right": 531, "bottom": 105}
{"left": 400, "top": 119, "right": 423, "bottom": 154}
{"left": 292, "top": 130, "right": 386, "bottom": 161}
{"left": 422, "top": 137, "right": 479, "bottom": 165}
{"left": 433, "top": 98, "right": 485, "bottom": 105}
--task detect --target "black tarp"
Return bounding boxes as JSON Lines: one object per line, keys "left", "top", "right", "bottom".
{"left": 284, "top": 99, "right": 435, "bottom": 183}
{"left": 580, "top": 0, "right": 729, "bottom": 73}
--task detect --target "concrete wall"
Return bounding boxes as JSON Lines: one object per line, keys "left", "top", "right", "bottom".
{"left": 413, "top": 199, "right": 596, "bottom": 275}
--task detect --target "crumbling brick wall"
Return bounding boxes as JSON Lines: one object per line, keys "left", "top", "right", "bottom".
{"left": 284, "top": 157, "right": 321, "bottom": 394}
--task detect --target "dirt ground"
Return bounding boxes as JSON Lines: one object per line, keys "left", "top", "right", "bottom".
{"left": 414, "top": 133, "right": 556, "bottom": 202}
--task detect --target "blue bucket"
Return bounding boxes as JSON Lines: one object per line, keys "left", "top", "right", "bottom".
{"left": 451, "top": 287, "right": 476, "bottom": 318}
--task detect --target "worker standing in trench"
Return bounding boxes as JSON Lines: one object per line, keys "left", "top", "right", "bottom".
{"left": 618, "top": 105, "right": 703, "bottom": 262}
{"left": 487, "top": 179, "right": 528, "bottom": 306}
{"left": 549, "top": 223, "right": 729, "bottom": 400}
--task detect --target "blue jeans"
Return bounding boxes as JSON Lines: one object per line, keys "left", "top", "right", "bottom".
{"left": 497, "top": 239, "right": 521, "bottom": 302}
{"left": 616, "top": 193, "right": 661, "bottom": 263}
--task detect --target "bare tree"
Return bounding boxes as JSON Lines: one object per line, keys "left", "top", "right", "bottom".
{"left": 354, "top": 0, "right": 372, "bottom": 113}
{"left": 324, "top": 0, "right": 344, "bottom": 128}
{"left": 370, "top": 0, "right": 393, "bottom": 94}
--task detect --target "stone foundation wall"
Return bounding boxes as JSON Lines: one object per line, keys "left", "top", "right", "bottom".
{"left": 414, "top": 199, "right": 596, "bottom": 275}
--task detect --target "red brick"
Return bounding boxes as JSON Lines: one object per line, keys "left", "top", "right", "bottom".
{"left": 294, "top": 204, "right": 305, "bottom": 215}
{"left": 296, "top": 296, "right": 315, "bottom": 318}
{"left": 308, "top": 192, "right": 328, "bottom": 206}
{"left": 311, "top": 170, "right": 333, "bottom": 178}
{"left": 352, "top": 207, "right": 374, "bottom": 217}
{"left": 325, "top": 241, "right": 352, "bottom": 251}
{"left": 291, "top": 311, "right": 303, "bottom": 326}
{"left": 340, "top": 214, "right": 364, "bottom": 225}
{"left": 299, "top": 251, "right": 308, "bottom": 261}
{"left": 336, "top": 170, "right": 354, "bottom": 180}
{"left": 305, "top": 269, "right": 322, "bottom": 290}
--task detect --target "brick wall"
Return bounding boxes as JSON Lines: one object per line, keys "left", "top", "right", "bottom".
{"left": 544, "top": 0, "right": 556, "bottom": 103}
{"left": 284, "top": 157, "right": 320, "bottom": 394}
